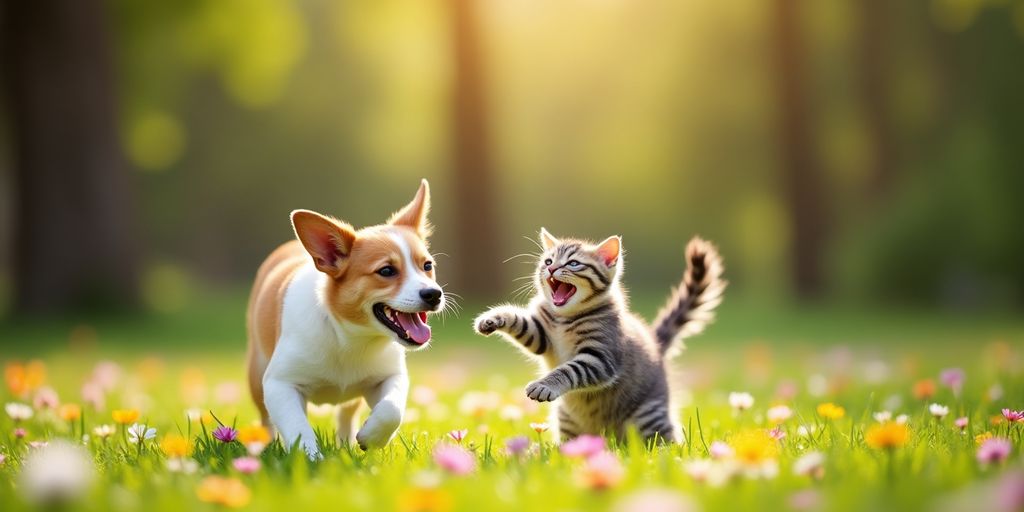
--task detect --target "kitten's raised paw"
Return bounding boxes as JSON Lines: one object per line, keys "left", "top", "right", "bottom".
{"left": 474, "top": 313, "right": 506, "bottom": 335}
{"left": 525, "top": 380, "right": 562, "bottom": 402}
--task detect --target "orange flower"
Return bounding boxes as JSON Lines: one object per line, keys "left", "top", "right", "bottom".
{"left": 112, "top": 409, "right": 140, "bottom": 424}
{"left": 817, "top": 402, "right": 846, "bottom": 420}
{"left": 160, "top": 434, "right": 191, "bottom": 458}
{"left": 912, "top": 379, "right": 936, "bottom": 400}
{"left": 237, "top": 425, "right": 271, "bottom": 446}
{"left": 59, "top": 403, "right": 82, "bottom": 422}
{"left": 866, "top": 422, "right": 910, "bottom": 450}
{"left": 732, "top": 429, "right": 780, "bottom": 464}
{"left": 990, "top": 415, "right": 1007, "bottom": 426}
{"left": 5, "top": 363, "right": 27, "bottom": 397}
{"left": 398, "top": 487, "right": 453, "bottom": 512}
{"left": 197, "top": 476, "right": 251, "bottom": 508}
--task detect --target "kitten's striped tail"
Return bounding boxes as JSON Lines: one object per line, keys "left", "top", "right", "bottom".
{"left": 652, "top": 237, "right": 726, "bottom": 357}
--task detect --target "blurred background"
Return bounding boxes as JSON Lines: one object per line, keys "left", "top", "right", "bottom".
{"left": 1, "top": 0, "right": 1023, "bottom": 353}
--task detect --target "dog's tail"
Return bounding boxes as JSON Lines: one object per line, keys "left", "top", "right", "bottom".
{"left": 652, "top": 237, "right": 726, "bottom": 357}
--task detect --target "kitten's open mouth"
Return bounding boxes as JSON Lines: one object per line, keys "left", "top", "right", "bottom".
{"left": 547, "top": 277, "right": 577, "bottom": 307}
{"left": 373, "top": 304, "right": 431, "bottom": 346}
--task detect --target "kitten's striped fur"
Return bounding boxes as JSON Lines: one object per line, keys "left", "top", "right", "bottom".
{"left": 475, "top": 230, "right": 725, "bottom": 443}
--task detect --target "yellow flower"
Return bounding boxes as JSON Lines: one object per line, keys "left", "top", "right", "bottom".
{"left": 237, "top": 425, "right": 271, "bottom": 445}
{"left": 731, "top": 429, "right": 779, "bottom": 464}
{"left": 160, "top": 434, "right": 191, "bottom": 458}
{"left": 865, "top": 422, "right": 910, "bottom": 450}
{"left": 112, "top": 409, "right": 140, "bottom": 424}
{"left": 197, "top": 476, "right": 251, "bottom": 508}
{"left": 817, "top": 402, "right": 846, "bottom": 420}
{"left": 398, "top": 487, "right": 453, "bottom": 512}
{"left": 59, "top": 403, "right": 82, "bottom": 422}
{"left": 975, "top": 431, "right": 994, "bottom": 446}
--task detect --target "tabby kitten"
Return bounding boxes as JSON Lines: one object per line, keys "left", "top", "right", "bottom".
{"left": 474, "top": 229, "right": 725, "bottom": 443}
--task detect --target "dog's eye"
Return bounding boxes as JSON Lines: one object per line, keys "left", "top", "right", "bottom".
{"left": 423, "top": 261, "right": 433, "bottom": 272}
{"left": 377, "top": 265, "right": 397, "bottom": 277}
{"left": 544, "top": 258, "right": 552, "bottom": 266}
{"left": 568, "top": 260, "right": 581, "bottom": 268}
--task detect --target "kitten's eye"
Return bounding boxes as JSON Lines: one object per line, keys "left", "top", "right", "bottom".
{"left": 377, "top": 265, "right": 398, "bottom": 277}
{"left": 568, "top": 260, "right": 582, "bottom": 268}
{"left": 544, "top": 258, "right": 552, "bottom": 266}
{"left": 423, "top": 261, "right": 434, "bottom": 272}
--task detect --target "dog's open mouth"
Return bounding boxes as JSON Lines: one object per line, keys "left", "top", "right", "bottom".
{"left": 373, "top": 304, "right": 431, "bottom": 345}
{"left": 547, "top": 277, "right": 577, "bottom": 307}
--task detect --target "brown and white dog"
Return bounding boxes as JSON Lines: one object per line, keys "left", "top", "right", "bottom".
{"left": 246, "top": 180, "right": 443, "bottom": 458}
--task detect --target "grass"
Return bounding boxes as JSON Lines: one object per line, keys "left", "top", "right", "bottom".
{"left": 0, "top": 292, "right": 1022, "bottom": 511}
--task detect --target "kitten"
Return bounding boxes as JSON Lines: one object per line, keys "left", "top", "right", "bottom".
{"left": 474, "top": 229, "right": 725, "bottom": 443}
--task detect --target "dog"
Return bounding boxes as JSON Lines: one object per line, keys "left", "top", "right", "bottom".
{"left": 246, "top": 179, "right": 443, "bottom": 458}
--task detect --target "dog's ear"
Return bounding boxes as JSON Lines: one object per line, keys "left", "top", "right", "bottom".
{"left": 540, "top": 227, "right": 559, "bottom": 250}
{"left": 291, "top": 210, "right": 356, "bottom": 277}
{"left": 595, "top": 235, "right": 621, "bottom": 267}
{"left": 388, "top": 179, "right": 431, "bottom": 238}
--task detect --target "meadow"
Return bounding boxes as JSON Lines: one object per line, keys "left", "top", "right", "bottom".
{"left": 1, "top": 294, "right": 1022, "bottom": 512}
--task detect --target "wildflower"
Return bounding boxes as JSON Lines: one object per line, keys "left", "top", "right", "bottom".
{"left": 576, "top": 451, "right": 624, "bottom": 490}
{"left": 160, "top": 434, "right": 191, "bottom": 458}
{"left": 929, "top": 403, "right": 949, "bottom": 419}
{"left": 447, "top": 429, "right": 468, "bottom": 444}
{"left": 14, "top": 427, "right": 27, "bottom": 439}
{"left": 397, "top": 486, "right": 452, "bottom": 512}
{"left": 1002, "top": 409, "right": 1024, "bottom": 423}
{"left": 29, "top": 441, "right": 49, "bottom": 450}
{"left": 561, "top": 435, "right": 606, "bottom": 459}
{"left": 731, "top": 429, "right": 780, "bottom": 466}
{"left": 976, "top": 432, "right": 994, "bottom": 445}
{"left": 111, "top": 409, "right": 139, "bottom": 425}
{"left": 955, "top": 417, "right": 969, "bottom": 431}
{"left": 709, "top": 441, "right": 734, "bottom": 459}
{"left": 197, "top": 476, "right": 251, "bottom": 508}
{"left": 996, "top": 470, "right": 1024, "bottom": 511}
{"left": 92, "top": 425, "right": 115, "bottom": 440}
{"left": 977, "top": 438, "right": 1012, "bottom": 466}
{"left": 232, "top": 456, "right": 261, "bottom": 474}
{"left": 499, "top": 405, "right": 523, "bottom": 421}
{"left": 212, "top": 426, "right": 238, "bottom": 443}
{"left": 895, "top": 414, "right": 909, "bottom": 425}
{"left": 530, "top": 422, "right": 549, "bottom": 434}
{"left": 912, "top": 379, "right": 936, "bottom": 400}
{"left": 873, "top": 411, "right": 893, "bottom": 423}
{"left": 458, "top": 391, "right": 500, "bottom": 418}
{"left": 166, "top": 458, "right": 199, "bottom": 474}
{"left": 90, "top": 361, "right": 121, "bottom": 391}
{"left": 505, "top": 436, "right": 530, "bottom": 456}
{"left": 940, "top": 368, "right": 965, "bottom": 396}
{"left": 768, "top": 426, "right": 786, "bottom": 441}
{"left": 237, "top": 425, "right": 271, "bottom": 454}
{"left": 612, "top": 489, "right": 698, "bottom": 512}
{"left": 5, "top": 363, "right": 28, "bottom": 396}
{"left": 19, "top": 441, "right": 94, "bottom": 506}
{"left": 766, "top": 405, "right": 792, "bottom": 424}
{"left": 793, "top": 451, "right": 825, "bottom": 480}
{"left": 6, "top": 402, "right": 33, "bottom": 422}
{"left": 433, "top": 445, "right": 476, "bottom": 475}
{"left": 59, "top": 403, "right": 82, "bottom": 422}
{"left": 865, "top": 422, "right": 909, "bottom": 450}
{"left": 728, "top": 392, "right": 754, "bottom": 412}
{"left": 33, "top": 387, "right": 59, "bottom": 410}
{"left": 816, "top": 402, "right": 845, "bottom": 420}
{"left": 127, "top": 423, "right": 156, "bottom": 444}
{"left": 80, "top": 382, "right": 105, "bottom": 411}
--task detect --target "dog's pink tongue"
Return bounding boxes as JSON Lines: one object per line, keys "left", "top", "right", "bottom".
{"left": 396, "top": 312, "right": 431, "bottom": 344}
{"left": 552, "top": 281, "right": 576, "bottom": 305}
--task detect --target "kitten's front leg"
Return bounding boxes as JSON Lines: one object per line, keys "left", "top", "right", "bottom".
{"left": 474, "top": 305, "right": 549, "bottom": 355}
{"left": 526, "top": 344, "right": 621, "bottom": 402}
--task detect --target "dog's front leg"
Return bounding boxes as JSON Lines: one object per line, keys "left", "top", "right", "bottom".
{"left": 356, "top": 373, "right": 408, "bottom": 450}
{"left": 263, "top": 377, "right": 321, "bottom": 460}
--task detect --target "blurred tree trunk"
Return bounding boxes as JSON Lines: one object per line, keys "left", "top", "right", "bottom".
{"left": 770, "top": 0, "right": 827, "bottom": 298}
{"left": 858, "top": 0, "right": 896, "bottom": 198}
{"left": 449, "top": 0, "right": 501, "bottom": 298}
{"left": 1, "top": 0, "right": 140, "bottom": 313}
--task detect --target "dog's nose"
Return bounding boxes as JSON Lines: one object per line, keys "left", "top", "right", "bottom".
{"left": 419, "top": 288, "right": 443, "bottom": 307}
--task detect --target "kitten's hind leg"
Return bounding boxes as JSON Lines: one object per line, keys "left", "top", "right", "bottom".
{"left": 556, "top": 406, "right": 583, "bottom": 441}
{"left": 630, "top": 399, "right": 677, "bottom": 443}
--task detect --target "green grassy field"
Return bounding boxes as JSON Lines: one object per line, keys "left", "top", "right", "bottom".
{"left": 1, "top": 293, "right": 1023, "bottom": 511}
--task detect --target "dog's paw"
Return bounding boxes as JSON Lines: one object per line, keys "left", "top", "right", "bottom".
{"left": 474, "top": 312, "right": 508, "bottom": 335}
{"left": 526, "top": 380, "right": 563, "bottom": 402}
{"left": 356, "top": 407, "right": 402, "bottom": 450}
{"left": 301, "top": 440, "right": 323, "bottom": 461}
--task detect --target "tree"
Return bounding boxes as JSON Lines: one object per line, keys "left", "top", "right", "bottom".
{"left": 2, "top": 0, "right": 140, "bottom": 313}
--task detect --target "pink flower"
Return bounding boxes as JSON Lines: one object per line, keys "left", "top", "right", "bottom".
{"left": 1003, "top": 409, "right": 1024, "bottom": 423}
{"left": 977, "top": 438, "right": 1013, "bottom": 466}
{"left": 232, "top": 456, "right": 261, "bottom": 474}
{"left": 433, "top": 445, "right": 476, "bottom": 475}
{"left": 955, "top": 417, "right": 969, "bottom": 431}
{"left": 33, "top": 387, "right": 59, "bottom": 410}
{"left": 996, "top": 471, "right": 1024, "bottom": 512}
{"left": 576, "top": 451, "right": 624, "bottom": 490}
{"left": 939, "top": 368, "right": 965, "bottom": 396}
{"left": 560, "top": 435, "right": 606, "bottom": 459}
{"left": 768, "top": 427, "right": 786, "bottom": 441}
{"left": 212, "top": 426, "right": 238, "bottom": 443}
{"left": 447, "top": 429, "right": 468, "bottom": 444}
{"left": 80, "top": 382, "right": 105, "bottom": 411}
{"left": 14, "top": 428, "right": 26, "bottom": 439}
{"left": 709, "top": 441, "right": 733, "bottom": 459}
{"left": 505, "top": 436, "right": 530, "bottom": 456}
{"left": 787, "top": 489, "right": 822, "bottom": 511}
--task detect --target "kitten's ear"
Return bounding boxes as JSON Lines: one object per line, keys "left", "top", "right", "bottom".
{"left": 388, "top": 179, "right": 431, "bottom": 238}
{"left": 540, "top": 227, "right": 559, "bottom": 250}
{"left": 292, "top": 209, "right": 356, "bottom": 277}
{"left": 595, "top": 235, "right": 621, "bottom": 266}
